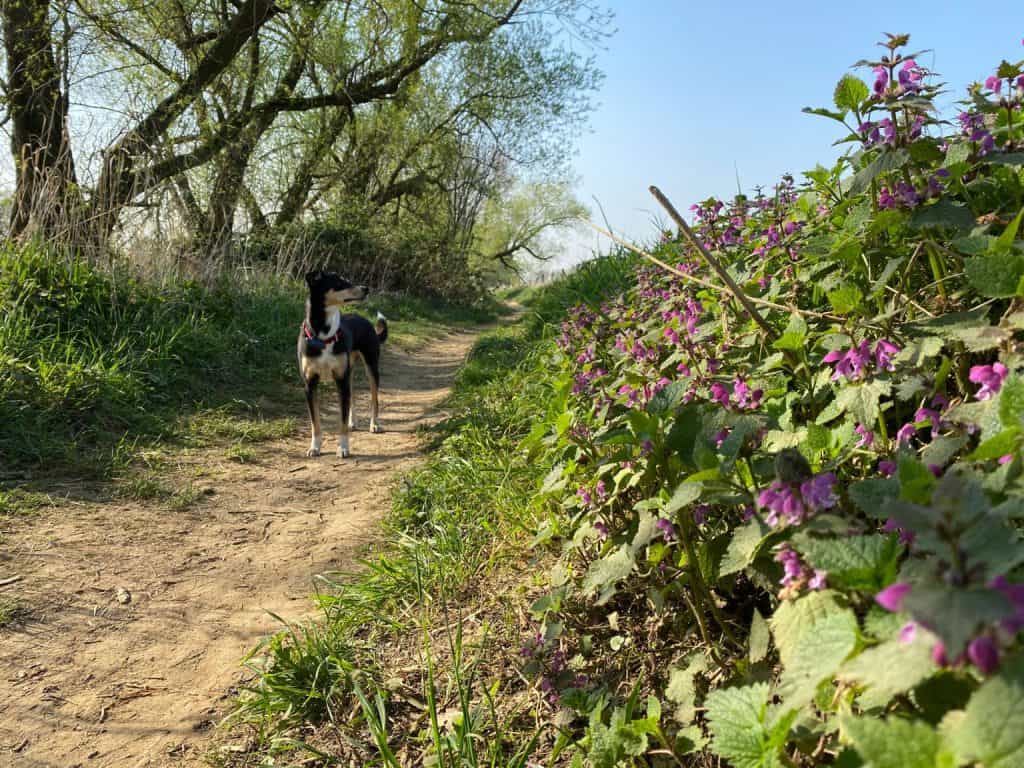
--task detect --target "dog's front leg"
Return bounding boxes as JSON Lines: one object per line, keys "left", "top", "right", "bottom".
{"left": 335, "top": 368, "right": 352, "bottom": 458}
{"left": 305, "top": 375, "right": 322, "bottom": 457}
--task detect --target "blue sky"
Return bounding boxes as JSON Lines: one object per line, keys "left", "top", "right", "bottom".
{"left": 560, "top": 1, "right": 1024, "bottom": 265}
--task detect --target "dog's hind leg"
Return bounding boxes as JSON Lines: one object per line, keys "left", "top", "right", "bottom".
{"left": 305, "top": 375, "right": 322, "bottom": 457}
{"left": 335, "top": 368, "right": 352, "bottom": 457}
{"left": 365, "top": 354, "right": 383, "bottom": 434}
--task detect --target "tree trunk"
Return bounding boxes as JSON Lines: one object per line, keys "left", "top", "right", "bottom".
{"left": 2, "top": 0, "right": 79, "bottom": 239}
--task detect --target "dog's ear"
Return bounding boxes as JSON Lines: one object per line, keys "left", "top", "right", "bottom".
{"left": 304, "top": 270, "right": 321, "bottom": 287}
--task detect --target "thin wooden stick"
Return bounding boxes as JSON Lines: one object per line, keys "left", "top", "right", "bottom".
{"left": 579, "top": 217, "right": 844, "bottom": 322}
{"left": 650, "top": 185, "right": 777, "bottom": 338}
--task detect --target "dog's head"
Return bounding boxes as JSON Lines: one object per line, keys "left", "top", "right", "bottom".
{"left": 305, "top": 270, "right": 368, "bottom": 306}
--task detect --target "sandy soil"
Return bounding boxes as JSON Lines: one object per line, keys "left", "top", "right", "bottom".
{"left": 0, "top": 327, "right": 479, "bottom": 767}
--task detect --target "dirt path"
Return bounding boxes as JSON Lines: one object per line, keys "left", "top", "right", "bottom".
{"left": 0, "top": 327, "right": 479, "bottom": 767}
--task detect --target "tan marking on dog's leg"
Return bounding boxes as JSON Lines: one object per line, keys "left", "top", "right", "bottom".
{"left": 368, "top": 362, "right": 382, "bottom": 433}
{"left": 336, "top": 369, "right": 352, "bottom": 458}
{"left": 305, "top": 382, "right": 322, "bottom": 457}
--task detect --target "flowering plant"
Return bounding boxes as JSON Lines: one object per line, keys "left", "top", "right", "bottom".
{"left": 520, "top": 34, "right": 1024, "bottom": 768}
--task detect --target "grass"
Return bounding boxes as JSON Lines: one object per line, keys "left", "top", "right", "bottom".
{"left": 0, "top": 242, "right": 497, "bottom": 505}
{"left": 0, "top": 597, "right": 31, "bottom": 629}
{"left": 225, "top": 250, "right": 637, "bottom": 764}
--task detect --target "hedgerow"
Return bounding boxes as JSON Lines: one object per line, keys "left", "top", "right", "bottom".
{"left": 521, "top": 34, "right": 1024, "bottom": 767}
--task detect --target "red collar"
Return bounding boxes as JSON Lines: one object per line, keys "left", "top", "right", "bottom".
{"left": 303, "top": 321, "right": 344, "bottom": 347}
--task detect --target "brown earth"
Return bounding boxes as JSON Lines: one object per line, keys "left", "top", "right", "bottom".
{"left": 0, "top": 327, "right": 480, "bottom": 767}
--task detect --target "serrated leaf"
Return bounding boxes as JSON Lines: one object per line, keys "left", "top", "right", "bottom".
{"left": 848, "top": 478, "right": 900, "bottom": 516}
{"left": 841, "top": 714, "right": 954, "bottom": 768}
{"left": 965, "top": 251, "right": 1024, "bottom": 298}
{"left": 665, "top": 652, "right": 708, "bottom": 724}
{"left": 839, "top": 630, "right": 938, "bottom": 709}
{"left": 999, "top": 374, "right": 1024, "bottom": 429}
{"left": 848, "top": 149, "right": 911, "bottom": 196}
{"left": 772, "top": 313, "right": 808, "bottom": 351}
{"left": 910, "top": 198, "right": 976, "bottom": 233}
{"left": 749, "top": 608, "right": 770, "bottom": 663}
{"left": 647, "top": 380, "right": 688, "bottom": 416}
{"left": 903, "top": 584, "right": 1013, "bottom": 659}
{"left": 828, "top": 285, "right": 864, "bottom": 314}
{"left": 794, "top": 534, "right": 903, "bottom": 592}
{"left": 770, "top": 590, "right": 845, "bottom": 666}
{"left": 834, "top": 74, "right": 869, "bottom": 112}
{"left": 720, "top": 518, "right": 774, "bottom": 576}
{"left": 950, "top": 653, "right": 1024, "bottom": 767}
{"left": 665, "top": 481, "right": 703, "bottom": 514}
{"left": 970, "top": 427, "right": 1021, "bottom": 460}
{"left": 894, "top": 336, "right": 944, "bottom": 367}
{"left": 943, "top": 141, "right": 972, "bottom": 168}
{"left": 835, "top": 379, "right": 892, "bottom": 425}
{"left": 778, "top": 609, "right": 858, "bottom": 710}
{"left": 582, "top": 545, "right": 635, "bottom": 602}
{"left": 705, "top": 683, "right": 796, "bottom": 768}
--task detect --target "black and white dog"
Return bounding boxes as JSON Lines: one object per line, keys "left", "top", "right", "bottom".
{"left": 297, "top": 270, "right": 388, "bottom": 458}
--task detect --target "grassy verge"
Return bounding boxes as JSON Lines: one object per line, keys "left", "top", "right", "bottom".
{"left": 0, "top": 242, "right": 496, "bottom": 512}
{"left": 224, "top": 251, "right": 636, "bottom": 765}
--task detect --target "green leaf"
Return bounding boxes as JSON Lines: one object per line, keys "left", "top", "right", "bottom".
{"left": 834, "top": 379, "right": 892, "bottom": 425}
{"left": 903, "top": 585, "right": 1013, "bottom": 659}
{"left": 909, "top": 198, "right": 976, "bottom": 233}
{"left": 999, "top": 374, "right": 1024, "bottom": 429}
{"left": 705, "top": 683, "right": 796, "bottom": 768}
{"left": 943, "top": 141, "right": 972, "bottom": 168}
{"left": 647, "top": 380, "right": 688, "bottom": 416}
{"left": 970, "top": 427, "right": 1021, "bottom": 460}
{"left": 966, "top": 251, "right": 1024, "bottom": 298}
{"left": 772, "top": 313, "right": 808, "bottom": 351}
{"left": 665, "top": 481, "right": 703, "bottom": 514}
{"left": 749, "top": 608, "right": 770, "bottom": 664}
{"left": 848, "top": 149, "right": 911, "bottom": 196}
{"left": 838, "top": 631, "right": 938, "bottom": 709}
{"left": 720, "top": 518, "right": 774, "bottom": 577}
{"left": 778, "top": 609, "right": 858, "bottom": 710}
{"left": 582, "top": 546, "right": 635, "bottom": 604}
{"left": 828, "top": 285, "right": 864, "bottom": 315}
{"left": 894, "top": 336, "right": 944, "bottom": 367}
{"left": 794, "top": 534, "right": 903, "bottom": 592}
{"left": 995, "top": 207, "right": 1024, "bottom": 252}
{"left": 841, "top": 714, "right": 954, "bottom": 768}
{"left": 950, "top": 653, "right": 1024, "bottom": 768}
{"left": 834, "top": 74, "right": 869, "bottom": 112}
{"left": 665, "top": 652, "right": 708, "bottom": 724}
{"left": 770, "top": 590, "right": 845, "bottom": 666}
{"left": 988, "top": 152, "right": 1024, "bottom": 166}
{"left": 848, "top": 478, "right": 900, "bottom": 516}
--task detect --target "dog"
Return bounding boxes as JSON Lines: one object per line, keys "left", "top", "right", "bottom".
{"left": 297, "top": 269, "right": 388, "bottom": 458}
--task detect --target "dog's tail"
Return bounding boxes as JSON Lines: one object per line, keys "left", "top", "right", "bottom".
{"left": 375, "top": 311, "right": 389, "bottom": 345}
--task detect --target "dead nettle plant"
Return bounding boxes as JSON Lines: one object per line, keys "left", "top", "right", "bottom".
{"left": 519, "top": 33, "right": 1024, "bottom": 768}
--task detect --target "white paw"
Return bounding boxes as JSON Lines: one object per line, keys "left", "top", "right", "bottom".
{"left": 306, "top": 447, "right": 321, "bottom": 457}
{"left": 337, "top": 446, "right": 350, "bottom": 458}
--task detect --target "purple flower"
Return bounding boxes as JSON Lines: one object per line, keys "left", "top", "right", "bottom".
{"left": 968, "top": 636, "right": 1000, "bottom": 675}
{"left": 899, "top": 59, "right": 924, "bottom": 93}
{"left": 855, "top": 424, "right": 874, "bottom": 448}
{"left": 655, "top": 517, "right": 677, "bottom": 542}
{"left": 896, "top": 422, "right": 917, "bottom": 445}
{"left": 876, "top": 582, "right": 912, "bottom": 612}
{"left": 985, "top": 75, "right": 1003, "bottom": 94}
{"left": 776, "top": 546, "right": 805, "bottom": 586}
{"left": 693, "top": 504, "right": 708, "bottom": 525}
{"left": 899, "top": 622, "right": 918, "bottom": 644}
{"left": 914, "top": 407, "right": 943, "bottom": 438}
{"left": 640, "top": 439, "right": 654, "bottom": 456}
{"left": 874, "top": 339, "right": 900, "bottom": 371}
{"left": 808, "top": 570, "right": 828, "bottom": 590}
{"left": 713, "top": 428, "right": 730, "bottom": 448}
{"left": 594, "top": 521, "right": 609, "bottom": 540}
{"left": 873, "top": 65, "right": 889, "bottom": 97}
{"left": 969, "top": 363, "right": 1009, "bottom": 401}
{"left": 595, "top": 480, "right": 607, "bottom": 500}
{"left": 1000, "top": 454, "right": 1014, "bottom": 465}
{"left": 879, "top": 460, "right": 897, "bottom": 477}
{"left": 800, "top": 472, "right": 838, "bottom": 511}
{"left": 710, "top": 382, "right": 731, "bottom": 407}
{"left": 577, "top": 487, "right": 593, "bottom": 506}
{"left": 883, "top": 517, "right": 915, "bottom": 546}
{"left": 758, "top": 481, "right": 805, "bottom": 526}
